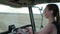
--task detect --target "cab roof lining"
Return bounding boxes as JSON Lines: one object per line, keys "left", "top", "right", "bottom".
{"left": 0, "top": 0, "right": 60, "bottom": 8}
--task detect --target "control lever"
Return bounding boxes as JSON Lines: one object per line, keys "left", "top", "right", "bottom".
{"left": 0, "top": 25, "right": 16, "bottom": 34}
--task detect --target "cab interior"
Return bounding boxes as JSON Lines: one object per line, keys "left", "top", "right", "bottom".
{"left": 0, "top": 0, "right": 60, "bottom": 34}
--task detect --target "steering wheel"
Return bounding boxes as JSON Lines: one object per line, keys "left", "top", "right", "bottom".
{"left": 0, "top": 25, "right": 31, "bottom": 34}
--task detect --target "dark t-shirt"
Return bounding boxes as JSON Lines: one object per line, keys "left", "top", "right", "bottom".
{"left": 52, "top": 21, "right": 60, "bottom": 34}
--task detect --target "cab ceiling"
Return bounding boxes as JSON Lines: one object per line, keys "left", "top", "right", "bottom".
{"left": 0, "top": 0, "right": 60, "bottom": 8}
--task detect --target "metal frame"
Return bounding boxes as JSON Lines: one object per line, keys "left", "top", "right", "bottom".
{"left": 33, "top": 6, "right": 43, "bottom": 29}
{"left": 28, "top": 6, "right": 36, "bottom": 34}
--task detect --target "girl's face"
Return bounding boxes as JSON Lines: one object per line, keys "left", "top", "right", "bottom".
{"left": 44, "top": 7, "right": 53, "bottom": 18}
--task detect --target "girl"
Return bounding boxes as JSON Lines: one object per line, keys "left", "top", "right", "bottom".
{"left": 26, "top": 4, "right": 60, "bottom": 34}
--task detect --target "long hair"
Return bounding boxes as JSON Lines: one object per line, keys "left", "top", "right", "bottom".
{"left": 46, "top": 4, "right": 59, "bottom": 23}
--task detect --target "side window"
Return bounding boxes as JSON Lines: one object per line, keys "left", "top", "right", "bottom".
{"left": 32, "top": 4, "right": 48, "bottom": 32}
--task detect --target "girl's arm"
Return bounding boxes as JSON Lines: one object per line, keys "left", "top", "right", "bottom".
{"left": 36, "top": 24, "right": 53, "bottom": 34}
{"left": 26, "top": 24, "right": 53, "bottom": 34}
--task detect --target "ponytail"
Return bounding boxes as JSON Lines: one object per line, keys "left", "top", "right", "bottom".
{"left": 56, "top": 9, "right": 59, "bottom": 23}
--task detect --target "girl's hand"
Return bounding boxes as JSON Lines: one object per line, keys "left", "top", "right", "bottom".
{"left": 16, "top": 28, "right": 25, "bottom": 34}
{"left": 25, "top": 27, "right": 33, "bottom": 34}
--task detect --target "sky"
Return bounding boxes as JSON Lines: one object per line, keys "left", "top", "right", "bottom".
{"left": 0, "top": 2, "right": 60, "bottom": 14}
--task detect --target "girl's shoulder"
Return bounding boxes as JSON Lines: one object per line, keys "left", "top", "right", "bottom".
{"left": 52, "top": 21, "right": 60, "bottom": 34}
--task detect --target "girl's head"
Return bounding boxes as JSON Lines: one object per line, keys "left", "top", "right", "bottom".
{"left": 44, "top": 4, "right": 59, "bottom": 21}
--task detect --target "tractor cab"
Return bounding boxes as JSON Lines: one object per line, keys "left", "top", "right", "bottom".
{"left": 0, "top": 0, "right": 60, "bottom": 34}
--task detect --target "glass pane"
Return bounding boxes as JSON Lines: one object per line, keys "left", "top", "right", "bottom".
{"left": 0, "top": 4, "right": 31, "bottom": 32}
{"left": 32, "top": 3, "right": 60, "bottom": 32}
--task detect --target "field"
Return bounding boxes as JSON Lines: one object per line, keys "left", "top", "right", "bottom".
{"left": 0, "top": 13, "right": 48, "bottom": 32}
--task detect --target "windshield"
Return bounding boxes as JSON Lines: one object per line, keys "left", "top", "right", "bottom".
{"left": 0, "top": 5, "right": 31, "bottom": 32}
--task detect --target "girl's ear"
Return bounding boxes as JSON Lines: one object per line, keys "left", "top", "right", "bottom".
{"left": 50, "top": 10, "right": 53, "bottom": 14}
